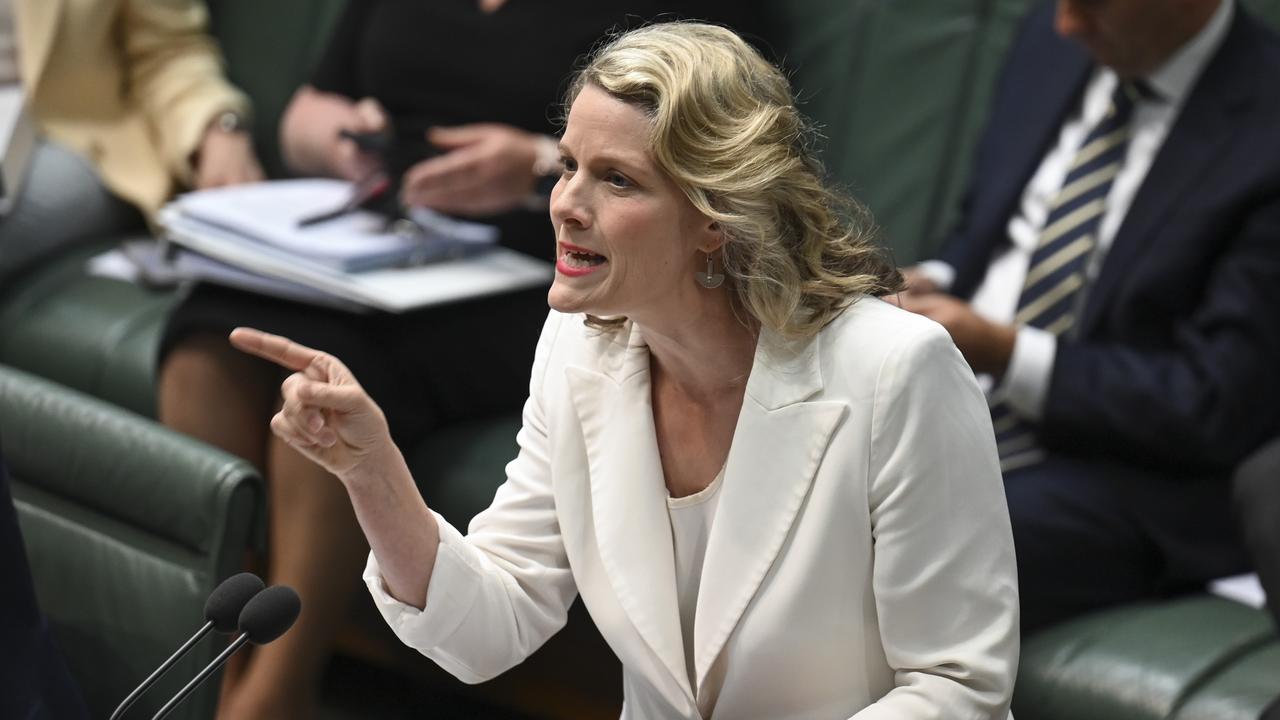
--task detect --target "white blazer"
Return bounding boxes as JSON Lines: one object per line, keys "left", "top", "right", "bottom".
{"left": 365, "top": 298, "right": 1019, "bottom": 719}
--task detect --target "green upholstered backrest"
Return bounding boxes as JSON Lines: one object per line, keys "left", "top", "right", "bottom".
{"left": 1246, "top": 0, "right": 1280, "bottom": 28}
{"left": 404, "top": 414, "right": 524, "bottom": 528}
{"left": 764, "top": 0, "right": 1036, "bottom": 264}
{"left": 1015, "top": 596, "right": 1280, "bottom": 720}
{"left": 0, "top": 242, "right": 177, "bottom": 418}
{"left": 1, "top": 364, "right": 261, "bottom": 720}
{"left": 208, "top": 0, "right": 349, "bottom": 178}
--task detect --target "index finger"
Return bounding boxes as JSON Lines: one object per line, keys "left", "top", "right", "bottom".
{"left": 229, "top": 327, "right": 322, "bottom": 372}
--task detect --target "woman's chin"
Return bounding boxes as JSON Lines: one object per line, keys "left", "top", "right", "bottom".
{"left": 547, "top": 286, "right": 590, "bottom": 316}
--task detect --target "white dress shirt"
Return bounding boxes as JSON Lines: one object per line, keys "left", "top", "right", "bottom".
{"left": 920, "top": 0, "right": 1233, "bottom": 419}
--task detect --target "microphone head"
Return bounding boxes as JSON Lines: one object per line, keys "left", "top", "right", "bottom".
{"left": 204, "top": 572, "right": 266, "bottom": 633}
{"left": 238, "top": 585, "right": 301, "bottom": 644}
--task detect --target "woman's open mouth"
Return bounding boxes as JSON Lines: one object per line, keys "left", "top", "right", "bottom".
{"left": 557, "top": 242, "right": 608, "bottom": 276}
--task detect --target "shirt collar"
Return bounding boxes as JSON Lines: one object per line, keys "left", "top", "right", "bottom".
{"left": 1142, "top": 0, "right": 1234, "bottom": 104}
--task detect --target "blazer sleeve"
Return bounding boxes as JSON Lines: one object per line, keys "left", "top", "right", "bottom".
{"left": 854, "top": 322, "right": 1019, "bottom": 719}
{"left": 363, "top": 311, "right": 578, "bottom": 684}
{"left": 119, "top": 0, "right": 251, "bottom": 186}
{"left": 1043, "top": 196, "right": 1280, "bottom": 471}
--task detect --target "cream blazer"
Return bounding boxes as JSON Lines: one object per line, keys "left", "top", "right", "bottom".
{"left": 366, "top": 299, "right": 1020, "bottom": 719}
{"left": 14, "top": 0, "right": 248, "bottom": 215}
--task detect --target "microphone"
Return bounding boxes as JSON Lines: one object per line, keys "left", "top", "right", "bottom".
{"left": 150, "top": 585, "right": 302, "bottom": 720}
{"left": 109, "top": 572, "right": 265, "bottom": 720}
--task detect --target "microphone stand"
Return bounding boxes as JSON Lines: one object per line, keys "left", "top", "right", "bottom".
{"left": 150, "top": 633, "right": 251, "bottom": 720}
{"left": 109, "top": 620, "right": 214, "bottom": 720}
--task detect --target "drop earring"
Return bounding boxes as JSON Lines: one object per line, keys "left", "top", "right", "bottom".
{"left": 695, "top": 252, "right": 725, "bottom": 289}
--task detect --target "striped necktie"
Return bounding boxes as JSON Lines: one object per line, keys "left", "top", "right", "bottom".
{"left": 993, "top": 80, "right": 1143, "bottom": 473}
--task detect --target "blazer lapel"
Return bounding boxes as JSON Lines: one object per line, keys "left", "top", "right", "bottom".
{"left": 1079, "top": 14, "right": 1254, "bottom": 335}
{"left": 692, "top": 330, "right": 846, "bottom": 695}
{"left": 14, "top": 0, "right": 65, "bottom": 93}
{"left": 567, "top": 325, "right": 691, "bottom": 700}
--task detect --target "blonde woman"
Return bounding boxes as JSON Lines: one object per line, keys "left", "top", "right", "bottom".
{"left": 233, "top": 22, "right": 1019, "bottom": 718}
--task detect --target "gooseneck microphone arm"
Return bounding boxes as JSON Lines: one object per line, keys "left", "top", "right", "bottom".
{"left": 149, "top": 585, "right": 301, "bottom": 720}
{"left": 108, "top": 572, "right": 265, "bottom": 720}
{"left": 108, "top": 620, "right": 214, "bottom": 720}
{"left": 149, "top": 633, "right": 252, "bottom": 720}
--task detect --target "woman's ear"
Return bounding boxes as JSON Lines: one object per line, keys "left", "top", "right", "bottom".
{"left": 698, "top": 220, "right": 726, "bottom": 254}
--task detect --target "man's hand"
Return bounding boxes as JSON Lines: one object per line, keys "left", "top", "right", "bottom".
{"left": 900, "top": 265, "right": 942, "bottom": 295}
{"left": 400, "top": 124, "right": 543, "bottom": 216}
{"left": 194, "top": 127, "right": 265, "bottom": 189}
{"left": 229, "top": 327, "right": 393, "bottom": 479}
{"left": 892, "top": 293, "right": 1018, "bottom": 377}
{"left": 331, "top": 97, "right": 389, "bottom": 181}
{"left": 478, "top": 0, "right": 508, "bottom": 11}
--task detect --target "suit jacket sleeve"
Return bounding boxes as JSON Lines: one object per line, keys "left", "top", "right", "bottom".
{"left": 363, "top": 312, "right": 577, "bottom": 684}
{"left": 854, "top": 322, "right": 1019, "bottom": 718}
{"left": 1043, "top": 196, "right": 1280, "bottom": 471}
{"left": 119, "top": 0, "right": 250, "bottom": 186}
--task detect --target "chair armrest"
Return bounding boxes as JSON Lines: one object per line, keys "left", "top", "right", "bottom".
{"left": 0, "top": 363, "right": 262, "bottom": 719}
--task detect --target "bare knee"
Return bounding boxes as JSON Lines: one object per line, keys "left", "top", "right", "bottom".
{"left": 158, "top": 331, "right": 281, "bottom": 464}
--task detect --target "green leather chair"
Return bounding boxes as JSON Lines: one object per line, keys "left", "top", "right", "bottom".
{"left": 0, "top": 364, "right": 261, "bottom": 720}
{"left": 1016, "top": 596, "right": 1280, "bottom": 720}
{"left": 762, "top": 0, "right": 1036, "bottom": 264}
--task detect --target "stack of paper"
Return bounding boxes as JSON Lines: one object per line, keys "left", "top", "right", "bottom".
{"left": 158, "top": 179, "right": 553, "bottom": 312}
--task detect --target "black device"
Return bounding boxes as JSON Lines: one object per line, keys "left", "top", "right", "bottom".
{"left": 150, "top": 585, "right": 302, "bottom": 720}
{"left": 109, "top": 573, "right": 265, "bottom": 720}
{"left": 298, "top": 117, "right": 444, "bottom": 227}
{"left": 341, "top": 117, "right": 443, "bottom": 178}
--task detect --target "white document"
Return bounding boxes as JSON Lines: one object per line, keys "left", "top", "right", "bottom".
{"left": 159, "top": 207, "right": 552, "bottom": 312}
{"left": 1209, "top": 573, "right": 1268, "bottom": 610}
{"left": 91, "top": 241, "right": 371, "bottom": 312}
{"left": 174, "top": 179, "right": 498, "bottom": 272}
{"left": 0, "top": 85, "right": 36, "bottom": 215}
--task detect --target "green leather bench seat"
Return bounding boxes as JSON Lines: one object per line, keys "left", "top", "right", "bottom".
{"left": 1016, "top": 596, "right": 1280, "bottom": 720}
{"left": 1, "top": 364, "right": 261, "bottom": 720}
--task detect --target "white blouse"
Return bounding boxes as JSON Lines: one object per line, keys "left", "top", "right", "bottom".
{"left": 667, "top": 466, "right": 726, "bottom": 695}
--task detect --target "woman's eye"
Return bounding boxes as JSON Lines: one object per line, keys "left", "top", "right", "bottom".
{"left": 605, "top": 172, "right": 631, "bottom": 188}
{"left": 561, "top": 158, "right": 577, "bottom": 174}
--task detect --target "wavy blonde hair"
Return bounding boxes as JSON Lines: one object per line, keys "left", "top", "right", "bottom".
{"left": 564, "top": 21, "right": 902, "bottom": 340}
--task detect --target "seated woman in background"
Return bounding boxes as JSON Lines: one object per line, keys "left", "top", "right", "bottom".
{"left": 234, "top": 22, "right": 1020, "bottom": 718}
{"left": 0, "top": 0, "right": 261, "bottom": 278}
{"left": 157, "top": 2, "right": 760, "bottom": 717}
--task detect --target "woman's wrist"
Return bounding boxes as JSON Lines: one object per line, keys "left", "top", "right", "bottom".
{"left": 340, "top": 440, "right": 411, "bottom": 492}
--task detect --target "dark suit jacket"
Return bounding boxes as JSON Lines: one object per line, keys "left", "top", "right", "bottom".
{"left": 0, "top": 444, "right": 88, "bottom": 720}
{"left": 938, "top": 2, "right": 1280, "bottom": 475}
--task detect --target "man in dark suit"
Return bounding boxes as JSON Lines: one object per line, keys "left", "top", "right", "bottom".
{"left": 896, "top": 0, "right": 1280, "bottom": 633}
{"left": 0, "top": 443, "right": 89, "bottom": 719}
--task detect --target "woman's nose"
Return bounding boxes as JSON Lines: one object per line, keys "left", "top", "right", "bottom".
{"left": 549, "top": 173, "right": 590, "bottom": 229}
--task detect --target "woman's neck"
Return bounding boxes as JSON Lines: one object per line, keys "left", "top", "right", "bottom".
{"left": 636, "top": 295, "right": 758, "bottom": 404}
